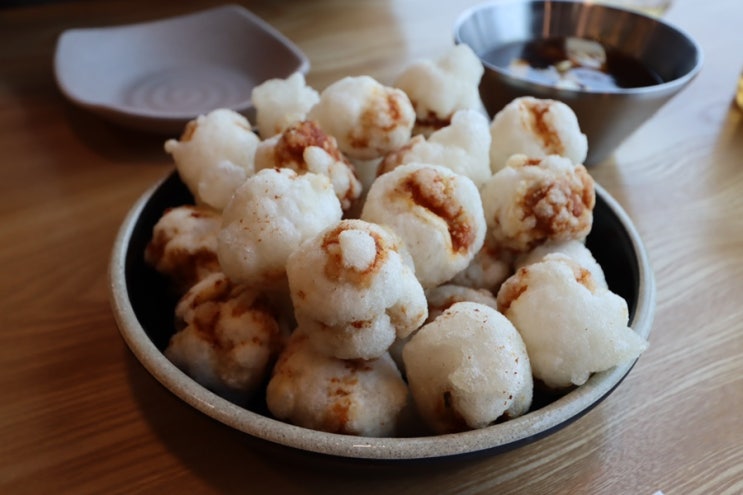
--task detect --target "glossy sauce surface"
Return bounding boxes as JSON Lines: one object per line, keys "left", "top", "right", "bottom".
{"left": 483, "top": 37, "right": 664, "bottom": 90}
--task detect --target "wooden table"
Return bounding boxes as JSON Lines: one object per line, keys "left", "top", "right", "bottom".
{"left": 1, "top": 0, "right": 741, "bottom": 493}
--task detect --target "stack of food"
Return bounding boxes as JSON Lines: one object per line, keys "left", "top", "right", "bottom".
{"left": 144, "top": 43, "right": 648, "bottom": 437}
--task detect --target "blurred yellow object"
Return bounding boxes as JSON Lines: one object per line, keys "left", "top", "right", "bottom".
{"left": 592, "top": 0, "right": 671, "bottom": 17}
{"left": 736, "top": 72, "right": 743, "bottom": 111}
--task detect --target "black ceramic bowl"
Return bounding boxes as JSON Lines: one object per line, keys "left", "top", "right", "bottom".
{"left": 109, "top": 171, "right": 655, "bottom": 461}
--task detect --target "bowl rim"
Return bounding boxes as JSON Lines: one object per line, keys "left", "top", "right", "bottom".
{"left": 453, "top": 0, "right": 704, "bottom": 96}
{"left": 109, "top": 172, "right": 656, "bottom": 461}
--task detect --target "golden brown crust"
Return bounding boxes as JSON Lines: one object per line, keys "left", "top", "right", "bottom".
{"left": 516, "top": 164, "right": 595, "bottom": 251}
{"left": 377, "top": 135, "right": 425, "bottom": 176}
{"left": 273, "top": 120, "right": 347, "bottom": 170}
{"left": 414, "top": 109, "right": 452, "bottom": 133}
{"left": 178, "top": 275, "right": 280, "bottom": 353}
{"left": 523, "top": 99, "right": 565, "bottom": 156}
{"left": 496, "top": 267, "right": 529, "bottom": 314}
{"left": 348, "top": 89, "right": 411, "bottom": 155}
{"left": 320, "top": 222, "right": 389, "bottom": 288}
{"left": 394, "top": 167, "right": 476, "bottom": 254}
{"left": 497, "top": 255, "right": 598, "bottom": 315}
{"left": 144, "top": 206, "right": 221, "bottom": 292}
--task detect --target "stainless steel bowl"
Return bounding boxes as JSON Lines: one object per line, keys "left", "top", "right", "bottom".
{"left": 454, "top": 0, "right": 703, "bottom": 165}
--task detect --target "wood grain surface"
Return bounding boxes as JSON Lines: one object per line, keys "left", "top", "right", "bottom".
{"left": 0, "top": 0, "right": 741, "bottom": 493}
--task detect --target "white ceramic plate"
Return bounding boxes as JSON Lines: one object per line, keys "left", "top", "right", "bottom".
{"left": 109, "top": 172, "right": 655, "bottom": 461}
{"left": 54, "top": 5, "right": 309, "bottom": 134}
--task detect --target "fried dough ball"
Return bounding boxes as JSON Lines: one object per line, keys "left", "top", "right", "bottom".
{"left": 164, "top": 109, "right": 259, "bottom": 210}
{"left": 395, "top": 44, "right": 484, "bottom": 135}
{"left": 361, "top": 163, "right": 486, "bottom": 288}
{"left": 144, "top": 205, "right": 222, "bottom": 292}
{"left": 425, "top": 284, "right": 499, "bottom": 323}
{"left": 389, "top": 284, "right": 500, "bottom": 374}
{"left": 450, "top": 235, "right": 515, "bottom": 292}
{"left": 217, "top": 168, "right": 343, "bottom": 289}
{"left": 480, "top": 154, "right": 595, "bottom": 253}
{"left": 266, "top": 330, "right": 409, "bottom": 437}
{"left": 488, "top": 96, "right": 588, "bottom": 172}
{"left": 308, "top": 75, "right": 416, "bottom": 161}
{"left": 403, "top": 302, "right": 533, "bottom": 433}
{"left": 516, "top": 239, "right": 607, "bottom": 289}
{"left": 497, "top": 254, "right": 648, "bottom": 389}
{"left": 164, "top": 272, "right": 284, "bottom": 403}
{"left": 286, "top": 219, "right": 427, "bottom": 360}
{"left": 254, "top": 120, "right": 362, "bottom": 211}
{"left": 377, "top": 109, "right": 492, "bottom": 188}
{"left": 251, "top": 72, "right": 320, "bottom": 139}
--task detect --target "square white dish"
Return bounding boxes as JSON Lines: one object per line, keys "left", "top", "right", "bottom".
{"left": 54, "top": 4, "right": 309, "bottom": 134}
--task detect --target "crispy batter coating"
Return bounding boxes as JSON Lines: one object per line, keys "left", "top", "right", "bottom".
{"left": 266, "top": 330, "right": 409, "bottom": 437}
{"left": 308, "top": 75, "right": 416, "bottom": 160}
{"left": 251, "top": 72, "right": 320, "bottom": 139}
{"left": 361, "top": 163, "right": 486, "bottom": 288}
{"left": 164, "top": 109, "right": 259, "bottom": 210}
{"left": 389, "top": 283, "right": 501, "bottom": 375}
{"left": 217, "top": 168, "right": 343, "bottom": 289}
{"left": 425, "top": 284, "right": 499, "bottom": 323}
{"left": 286, "top": 219, "right": 427, "bottom": 360}
{"left": 496, "top": 254, "right": 648, "bottom": 388}
{"left": 516, "top": 239, "right": 607, "bottom": 289}
{"left": 378, "top": 109, "right": 492, "bottom": 188}
{"left": 145, "top": 205, "right": 222, "bottom": 293}
{"left": 480, "top": 154, "right": 595, "bottom": 253}
{"left": 164, "top": 272, "right": 284, "bottom": 403}
{"left": 450, "top": 234, "right": 515, "bottom": 292}
{"left": 395, "top": 44, "right": 484, "bottom": 136}
{"left": 254, "top": 120, "right": 362, "bottom": 211}
{"left": 489, "top": 96, "right": 588, "bottom": 172}
{"left": 403, "top": 302, "right": 533, "bottom": 433}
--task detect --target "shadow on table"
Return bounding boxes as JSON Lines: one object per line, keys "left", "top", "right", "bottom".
{"left": 123, "top": 345, "right": 613, "bottom": 494}
{"left": 60, "top": 102, "right": 174, "bottom": 163}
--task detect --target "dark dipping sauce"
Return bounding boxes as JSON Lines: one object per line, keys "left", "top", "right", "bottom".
{"left": 483, "top": 36, "right": 664, "bottom": 91}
